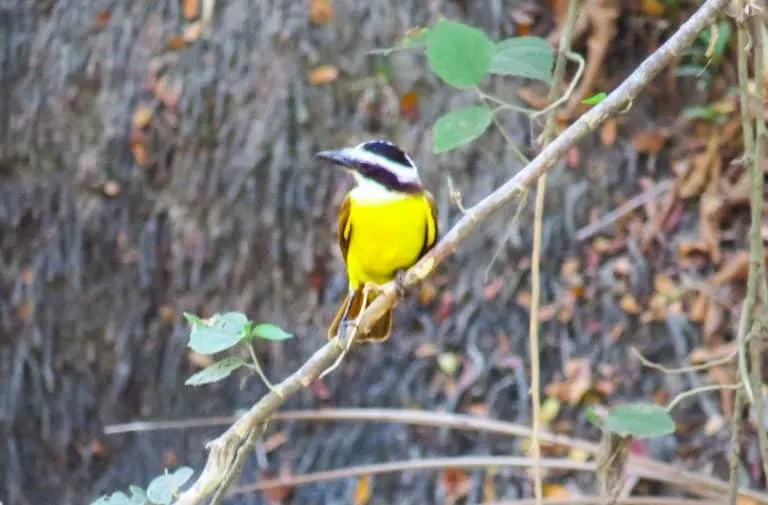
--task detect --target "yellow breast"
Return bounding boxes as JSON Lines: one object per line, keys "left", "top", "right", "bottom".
{"left": 344, "top": 189, "right": 435, "bottom": 289}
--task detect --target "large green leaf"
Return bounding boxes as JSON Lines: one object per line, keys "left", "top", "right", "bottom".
{"left": 604, "top": 403, "right": 675, "bottom": 439}
{"left": 187, "top": 312, "right": 248, "bottom": 355}
{"left": 146, "top": 467, "right": 194, "bottom": 505}
{"left": 433, "top": 105, "right": 493, "bottom": 153}
{"left": 489, "top": 36, "right": 554, "bottom": 83}
{"left": 185, "top": 356, "right": 247, "bottom": 386}
{"left": 425, "top": 19, "right": 493, "bottom": 88}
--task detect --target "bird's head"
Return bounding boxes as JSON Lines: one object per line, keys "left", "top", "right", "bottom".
{"left": 316, "top": 140, "right": 423, "bottom": 194}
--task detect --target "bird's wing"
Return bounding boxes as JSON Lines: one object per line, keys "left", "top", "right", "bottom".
{"left": 337, "top": 193, "right": 352, "bottom": 264}
{"left": 420, "top": 190, "right": 439, "bottom": 258}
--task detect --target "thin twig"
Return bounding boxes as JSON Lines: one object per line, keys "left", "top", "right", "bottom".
{"left": 528, "top": 1, "right": 581, "bottom": 503}
{"left": 170, "top": 3, "right": 731, "bottom": 502}
{"left": 729, "top": 389, "right": 746, "bottom": 505}
{"left": 246, "top": 344, "right": 279, "bottom": 395}
{"left": 748, "top": 8, "right": 768, "bottom": 482}
{"left": 229, "top": 456, "right": 594, "bottom": 496}
{"left": 666, "top": 382, "right": 743, "bottom": 412}
{"left": 531, "top": 51, "right": 586, "bottom": 120}
{"left": 736, "top": 9, "right": 758, "bottom": 405}
{"left": 110, "top": 407, "right": 768, "bottom": 502}
{"left": 630, "top": 340, "right": 750, "bottom": 375}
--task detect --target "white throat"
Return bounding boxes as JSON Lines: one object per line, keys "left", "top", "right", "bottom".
{"left": 349, "top": 175, "right": 408, "bottom": 203}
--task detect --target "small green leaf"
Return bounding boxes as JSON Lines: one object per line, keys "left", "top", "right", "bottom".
{"left": 433, "top": 105, "right": 493, "bottom": 153}
{"left": 185, "top": 356, "right": 247, "bottom": 386}
{"left": 252, "top": 323, "right": 293, "bottom": 341}
{"left": 581, "top": 92, "right": 607, "bottom": 105}
{"left": 183, "top": 312, "right": 206, "bottom": 327}
{"left": 604, "top": 403, "right": 675, "bottom": 439}
{"left": 489, "top": 36, "right": 554, "bottom": 83}
{"left": 187, "top": 312, "right": 249, "bottom": 355}
{"left": 426, "top": 19, "right": 493, "bottom": 88}
{"left": 682, "top": 105, "right": 719, "bottom": 121}
{"left": 146, "top": 467, "right": 194, "bottom": 505}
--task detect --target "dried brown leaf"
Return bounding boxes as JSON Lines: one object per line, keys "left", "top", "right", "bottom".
{"left": 601, "top": 118, "right": 618, "bottom": 146}
{"left": 620, "top": 294, "right": 642, "bottom": 315}
{"left": 632, "top": 129, "right": 667, "bottom": 154}
{"left": 711, "top": 250, "right": 750, "bottom": 285}
{"left": 309, "top": 0, "right": 334, "bottom": 26}
{"left": 353, "top": 475, "right": 372, "bottom": 505}
{"left": 183, "top": 0, "right": 199, "bottom": 20}
{"left": 308, "top": 65, "right": 339, "bottom": 85}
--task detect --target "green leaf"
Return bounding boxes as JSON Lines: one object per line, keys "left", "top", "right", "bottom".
{"left": 90, "top": 492, "right": 131, "bottom": 505}
{"left": 185, "top": 356, "right": 247, "bottom": 386}
{"left": 146, "top": 467, "right": 194, "bottom": 505}
{"left": 425, "top": 19, "right": 493, "bottom": 88}
{"left": 488, "top": 36, "right": 554, "bottom": 83}
{"left": 682, "top": 105, "right": 719, "bottom": 121}
{"left": 433, "top": 105, "right": 493, "bottom": 153}
{"left": 183, "top": 312, "right": 205, "bottom": 327}
{"left": 252, "top": 323, "right": 293, "bottom": 341}
{"left": 604, "top": 403, "right": 675, "bottom": 439}
{"left": 128, "top": 486, "right": 147, "bottom": 505}
{"left": 187, "top": 312, "right": 249, "bottom": 355}
{"left": 581, "top": 92, "right": 607, "bottom": 105}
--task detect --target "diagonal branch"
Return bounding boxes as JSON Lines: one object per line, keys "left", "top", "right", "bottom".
{"left": 171, "top": 1, "right": 729, "bottom": 503}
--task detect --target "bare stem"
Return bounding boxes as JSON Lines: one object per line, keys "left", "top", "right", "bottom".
{"left": 528, "top": 1, "right": 581, "bottom": 503}
{"left": 729, "top": 389, "right": 746, "bottom": 505}
{"left": 748, "top": 9, "right": 768, "bottom": 483}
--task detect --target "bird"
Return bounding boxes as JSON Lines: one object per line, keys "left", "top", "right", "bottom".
{"left": 317, "top": 140, "right": 439, "bottom": 343}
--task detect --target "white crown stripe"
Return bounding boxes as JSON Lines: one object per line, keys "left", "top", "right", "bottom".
{"left": 341, "top": 147, "right": 421, "bottom": 185}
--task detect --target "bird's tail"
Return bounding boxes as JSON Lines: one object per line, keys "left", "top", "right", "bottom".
{"left": 327, "top": 287, "right": 393, "bottom": 342}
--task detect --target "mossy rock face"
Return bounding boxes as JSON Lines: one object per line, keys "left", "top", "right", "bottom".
{"left": 1, "top": 2, "right": 669, "bottom": 505}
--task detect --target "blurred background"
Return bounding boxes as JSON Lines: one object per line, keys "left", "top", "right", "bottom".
{"left": 1, "top": 1, "right": 763, "bottom": 504}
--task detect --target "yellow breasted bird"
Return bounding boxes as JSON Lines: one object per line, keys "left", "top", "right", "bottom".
{"left": 317, "top": 140, "right": 439, "bottom": 342}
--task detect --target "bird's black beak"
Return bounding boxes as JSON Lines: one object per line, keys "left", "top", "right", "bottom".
{"left": 316, "top": 149, "right": 353, "bottom": 168}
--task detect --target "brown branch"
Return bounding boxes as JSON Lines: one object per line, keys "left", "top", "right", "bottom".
{"left": 170, "top": 1, "right": 730, "bottom": 503}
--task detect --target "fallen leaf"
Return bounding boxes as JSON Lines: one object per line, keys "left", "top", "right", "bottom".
{"left": 183, "top": 0, "right": 199, "bottom": 20}
{"left": 169, "top": 35, "right": 186, "bottom": 50}
{"left": 132, "top": 104, "right": 153, "bottom": 129}
{"left": 400, "top": 90, "right": 420, "bottom": 122}
{"left": 309, "top": 0, "right": 334, "bottom": 26}
{"left": 641, "top": 0, "right": 665, "bottom": 17}
{"left": 419, "top": 281, "right": 437, "bottom": 305}
{"left": 518, "top": 86, "right": 549, "bottom": 109}
{"left": 163, "top": 449, "right": 177, "bottom": 467}
{"left": 689, "top": 292, "right": 709, "bottom": 323}
{"left": 601, "top": 118, "right": 618, "bottom": 146}
{"left": 94, "top": 9, "right": 112, "bottom": 29}
{"left": 260, "top": 469, "right": 294, "bottom": 505}
{"left": 183, "top": 22, "right": 203, "bottom": 42}
{"left": 543, "top": 484, "right": 572, "bottom": 499}
{"left": 711, "top": 250, "right": 750, "bottom": 285}
{"left": 441, "top": 468, "right": 471, "bottom": 505}
{"left": 130, "top": 140, "right": 149, "bottom": 168}
{"left": 702, "top": 298, "right": 725, "bottom": 345}
{"left": 631, "top": 129, "right": 667, "bottom": 154}
{"left": 308, "top": 65, "right": 339, "bottom": 85}
{"left": 620, "top": 294, "right": 642, "bottom": 315}
{"left": 483, "top": 277, "right": 504, "bottom": 300}
{"left": 699, "top": 189, "right": 725, "bottom": 264}
{"left": 437, "top": 352, "right": 460, "bottom": 377}
{"left": 353, "top": 475, "right": 372, "bottom": 505}
{"left": 541, "top": 396, "right": 562, "bottom": 424}
{"left": 103, "top": 180, "right": 121, "bottom": 197}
